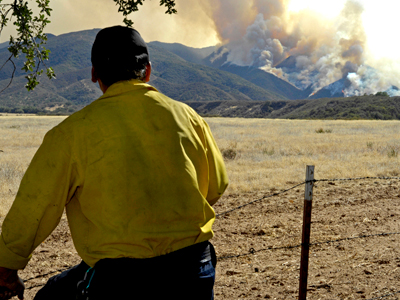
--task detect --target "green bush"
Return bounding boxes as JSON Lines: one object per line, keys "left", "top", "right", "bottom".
{"left": 315, "top": 128, "right": 332, "bottom": 133}
{"left": 375, "top": 92, "right": 389, "bottom": 97}
{"left": 222, "top": 149, "right": 237, "bottom": 160}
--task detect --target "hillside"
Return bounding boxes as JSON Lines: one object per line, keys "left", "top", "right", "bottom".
{"left": 0, "top": 30, "right": 101, "bottom": 114}
{"left": 148, "top": 43, "right": 285, "bottom": 102}
{"left": 218, "top": 64, "right": 309, "bottom": 100}
{"left": 148, "top": 41, "right": 216, "bottom": 65}
{"left": 0, "top": 29, "right": 287, "bottom": 114}
{"left": 154, "top": 43, "right": 308, "bottom": 100}
{"left": 187, "top": 94, "right": 400, "bottom": 120}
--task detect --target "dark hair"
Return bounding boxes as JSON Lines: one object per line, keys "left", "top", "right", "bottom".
{"left": 91, "top": 26, "right": 150, "bottom": 87}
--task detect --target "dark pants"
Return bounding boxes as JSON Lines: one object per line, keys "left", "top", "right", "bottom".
{"left": 34, "top": 241, "right": 216, "bottom": 300}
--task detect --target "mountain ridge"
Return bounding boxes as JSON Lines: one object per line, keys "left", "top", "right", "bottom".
{"left": 0, "top": 29, "right": 291, "bottom": 114}
{"left": 0, "top": 29, "right": 398, "bottom": 120}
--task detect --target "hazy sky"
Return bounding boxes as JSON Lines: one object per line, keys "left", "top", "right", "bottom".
{"left": 0, "top": 0, "right": 397, "bottom": 62}
{"left": 288, "top": 0, "right": 399, "bottom": 61}
{"left": 0, "top": 0, "right": 220, "bottom": 47}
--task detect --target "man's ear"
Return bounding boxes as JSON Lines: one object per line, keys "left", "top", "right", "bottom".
{"left": 91, "top": 66, "right": 98, "bottom": 83}
{"left": 144, "top": 62, "right": 152, "bottom": 83}
{"left": 91, "top": 66, "right": 108, "bottom": 94}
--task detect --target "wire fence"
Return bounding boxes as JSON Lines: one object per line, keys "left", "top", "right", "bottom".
{"left": 216, "top": 176, "right": 400, "bottom": 218}
{"left": 217, "top": 231, "right": 400, "bottom": 261}
{"left": 24, "top": 268, "right": 70, "bottom": 290}
{"left": 367, "top": 291, "right": 400, "bottom": 300}
{"left": 218, "top": 175, "right": 400, "bottom": 300}
{"left": 22, "top": 175, "right": 400, "bottom": 299}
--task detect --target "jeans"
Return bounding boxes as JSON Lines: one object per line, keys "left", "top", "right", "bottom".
{"left": 33, "top": 241, "right": 216, "bottom": 300}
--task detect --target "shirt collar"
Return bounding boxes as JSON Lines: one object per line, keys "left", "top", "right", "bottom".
{"left": 99, "top": 79, "right": 158, "bottom": 100}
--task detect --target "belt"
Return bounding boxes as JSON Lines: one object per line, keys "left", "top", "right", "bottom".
{"left": 94, "top": 241, "right": 215, "bottom": 270}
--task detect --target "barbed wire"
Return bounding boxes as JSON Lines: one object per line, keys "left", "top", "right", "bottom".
{"left": 308, "top": 283, "right": 400, "bottom": 300}
{"left": 30, "top": 232, "right": 400, "bottom": 285}
{"left": 23, "top": 268, "right": 69, "bottom": 283}
{"left": 217, "top": 232, "right": 400, "bottom": 261}
{"left": 26, "top": 283, "right": 47, "bottom": 291}
{"left": 366, "top": 290, "right": 400, "bottom": 300}
{"left": 316, "top": 176, "right": 400, "bottom": 183}
{"left": 24, "top": 267, "right": 71, "bottom": 290}
{"left": 216, "top": 181, "right": 305, "bottom": 217}
{"left": 216, "top": 176, "right": 400, "bottom": 218}
{"left": 309, "top": 232, "right": 400, "bottom": 247}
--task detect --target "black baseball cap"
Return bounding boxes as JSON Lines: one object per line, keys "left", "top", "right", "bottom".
{"left": 91, "top": 26, "right": 149, "bottom": 85}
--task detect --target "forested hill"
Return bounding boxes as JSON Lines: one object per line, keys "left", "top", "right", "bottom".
{"left": 187, "top": 94, "right": 400, "bottom": 120}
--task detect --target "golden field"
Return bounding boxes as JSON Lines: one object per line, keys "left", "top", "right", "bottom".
{"left": 208, "top": 118, "right": 400, "bottom": 193}
{"left": 1, "top": 115, "right": 399, "bottom": 216}
{"left": 0, "top": 116, "right": 66, "bottom": 216}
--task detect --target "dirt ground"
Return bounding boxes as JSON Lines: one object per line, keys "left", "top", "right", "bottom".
{"left": 14, "top": 178, "right": 400, "bottom": 300}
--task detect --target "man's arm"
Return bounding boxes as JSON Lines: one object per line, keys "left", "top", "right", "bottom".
{"left": 0, "top": 268, "right": 24, "bottom": 300}
{"left": 0, "top": 126, "right": 79, "bottom": 293}
{"left": 202, "top": 120, "right": 229, "bottom": 206}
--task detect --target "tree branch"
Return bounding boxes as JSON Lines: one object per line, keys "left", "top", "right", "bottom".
{"left": 0, "top": 54, "right": 16, "bottom": 94}
{"left": 112, "top": 0, "right": 177, "bottom": 27}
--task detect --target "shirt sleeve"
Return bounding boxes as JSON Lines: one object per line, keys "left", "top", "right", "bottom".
{"left": 202, "top": 120, "right": 229, "bottom": 206}
{"left": 0, "top": 127, "right": 79, "bottom": 269}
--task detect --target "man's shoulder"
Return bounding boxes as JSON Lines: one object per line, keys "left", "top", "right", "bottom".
{"left": 49, "top": 104, "right": 95, "bottom": 136}
{"left": 52, "top": 82, "right": 205, "bottom": 132}
{"left": 147, "top": 87, "right": 202, "bottom": 120}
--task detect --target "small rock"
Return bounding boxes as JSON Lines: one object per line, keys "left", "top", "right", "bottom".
{"left": 256, "top": 229, "right": 266, "bottom": 236}
{"left": 226, "top": 270, "right": 240, "bottom": 276}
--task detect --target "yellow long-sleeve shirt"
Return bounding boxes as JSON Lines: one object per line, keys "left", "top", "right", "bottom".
{"left": 0, "top": 80, "right": 228, "bottom": 269}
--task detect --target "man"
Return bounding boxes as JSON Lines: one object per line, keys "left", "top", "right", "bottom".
{"left": 0, "top": 26, "right": 228, "bottom": 300}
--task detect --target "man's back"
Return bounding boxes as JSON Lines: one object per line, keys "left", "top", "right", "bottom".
{"left": 1, "top": 79, "right": 228, "bottom": 268}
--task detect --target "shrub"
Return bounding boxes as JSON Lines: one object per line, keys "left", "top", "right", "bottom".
{"left": 388, "top": 147, "right": 398, "bottom": 158}
{"left": 262, "top": 147, "right": 275, "bottom": 156}
{"left": 12, "top": 108, "right": 24, "bottom": 114}
{"left": 222, "top": 148, "right": 237, "bottom": 160}
{"left": 375, "top": 92, "right": 389, "bottom": 97}
{"left": 315, "top": 128, "right": 332, "bottom": 133}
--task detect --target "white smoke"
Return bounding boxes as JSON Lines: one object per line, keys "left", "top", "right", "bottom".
{"left": 225, "top": 14, "right": 287, "bottom": 67}
{"left": 205, "top": 0, "right": 397, "bottom": 97}
{"left": 345, "top": 67, "right": 400, "bottom": 97}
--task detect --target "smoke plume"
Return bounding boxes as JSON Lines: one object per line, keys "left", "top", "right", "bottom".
{"left": 203, "top": 0, "right": 399, "bottom": 96}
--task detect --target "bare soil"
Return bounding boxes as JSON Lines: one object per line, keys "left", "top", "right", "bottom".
{"left": 17, "top": 179, "right": 400, "bottom": 300}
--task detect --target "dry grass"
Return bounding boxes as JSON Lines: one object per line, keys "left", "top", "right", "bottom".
{"left": 1, "top": 116, "right": 400, "bottom": 216}
{"left": 0, "top": 116, "right": 66, "bottom": 216}
{"left": 207, "top": 118, "right": 400, "bottom": 194}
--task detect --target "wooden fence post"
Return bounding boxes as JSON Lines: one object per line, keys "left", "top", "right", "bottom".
{"left": 298, "top": 165, "right": 315, "bottom": 300}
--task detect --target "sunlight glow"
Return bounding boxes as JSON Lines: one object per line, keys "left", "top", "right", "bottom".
{"left": 288, "top": 0, "right": 400, "bottom": 62}
{"left": 362, "top": 1, "right": 400, "bottom": 61}
{"left": 287, "top": 0, "right": 347, "bottom": 19}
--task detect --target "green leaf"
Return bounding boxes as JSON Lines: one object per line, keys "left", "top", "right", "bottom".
{"left": 112, "top": 0, "right": 176, "bottom": 25}
{"left": 1, "top": 0, "right": 55, "bottom": 92}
